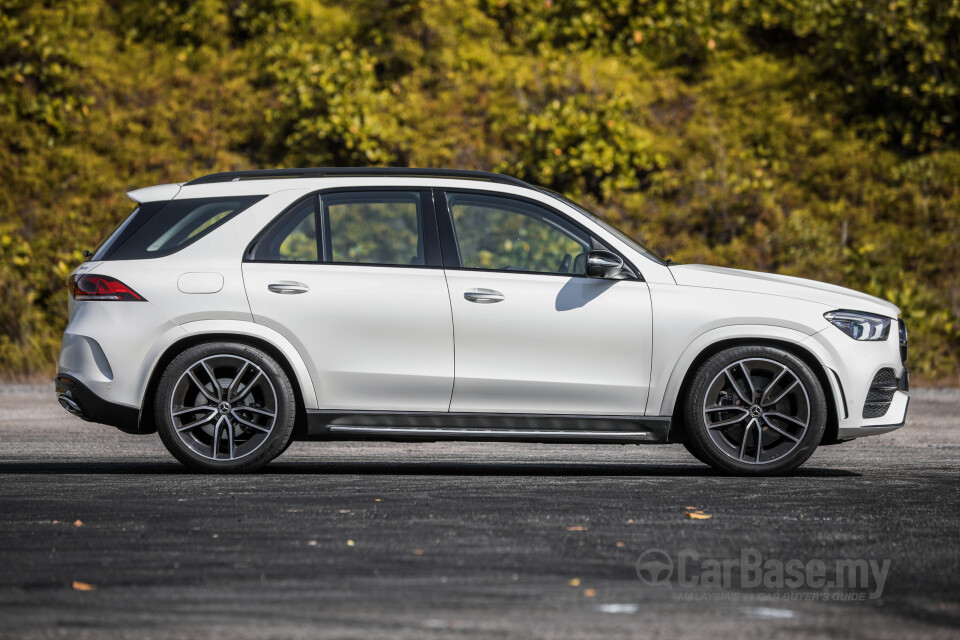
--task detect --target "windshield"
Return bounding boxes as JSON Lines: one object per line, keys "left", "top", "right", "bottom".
{"left": 543, "top": 190, "right": 668, "bottom": 266}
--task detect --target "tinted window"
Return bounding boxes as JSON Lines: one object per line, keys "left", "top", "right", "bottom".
{"left": 321, "top": 192, "right": 423, "bottom": 266}
{"left": 249, "top": 198, "right": 319, "bottom": 262}
{"left": 106, "top": 196, "right": 263, "bottom": 260}
{"left": 90, "top": 204, "right": 142, "bottom": 261}
{"left": 446, "top": 193, "right": 591, "bottom": 275}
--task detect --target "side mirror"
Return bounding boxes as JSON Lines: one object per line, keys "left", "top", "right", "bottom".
{"left": 585, "top": 250, "right": 625, "bottom": 279}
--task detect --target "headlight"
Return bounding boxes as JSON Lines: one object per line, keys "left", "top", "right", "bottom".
{"left": 824, "top": 310, "right": 891, "bottom": 341}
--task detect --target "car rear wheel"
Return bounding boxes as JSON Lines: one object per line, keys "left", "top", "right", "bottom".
{"left": 682, "top": 345, "right": 827, "bottom": 476}
{"left": 156, "top": 342, "right": 296, "bottom": 473}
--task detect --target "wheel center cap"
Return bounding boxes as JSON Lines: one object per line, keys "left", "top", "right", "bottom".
{"left": 750, "top": 405, "right": 763, "bottom": 418}
{"left": 218, "top": 401, "right": 231, "bottom": 414}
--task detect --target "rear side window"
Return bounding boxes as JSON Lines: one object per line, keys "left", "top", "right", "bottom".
{"left": 321, "top": 192, "right": 423, "bottom": 266}
{"left": 100, "top": 196, "right": 264, "bottom": 261}
{"left": 248, "top": 197, "right": 319, "bottom": 262}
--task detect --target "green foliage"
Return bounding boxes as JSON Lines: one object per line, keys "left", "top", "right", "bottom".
{"left": 0, "top": 0, "right": 958, "bottom": 382}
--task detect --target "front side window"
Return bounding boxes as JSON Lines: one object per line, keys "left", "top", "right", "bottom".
{"left": 321, "top": 192, "right": 423, "bottom": 266}
{"left": 446, "top": 192, "right": 591, "bottom": 275}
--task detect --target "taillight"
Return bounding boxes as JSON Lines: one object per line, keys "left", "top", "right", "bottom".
{"left": 68, "top": 274, "right": 146, "bottom": 301}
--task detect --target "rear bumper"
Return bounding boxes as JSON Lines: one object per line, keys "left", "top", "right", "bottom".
{"left": 55, "top": 374, "right": 146, "bottom": 434}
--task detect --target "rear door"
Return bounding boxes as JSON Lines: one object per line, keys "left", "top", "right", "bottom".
{"left": 242, "top": 189, "right": 454, "bottom": 411}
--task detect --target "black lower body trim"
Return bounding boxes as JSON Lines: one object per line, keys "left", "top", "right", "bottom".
{"left": 306, "top": 410, "right": 673, "bottom": 444}
{"left": 55, "top": 374, "right": 144, "bottom": 434}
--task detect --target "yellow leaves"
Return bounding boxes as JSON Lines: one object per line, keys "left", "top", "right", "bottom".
{"left": 72, "top": 581, "right": 95, "bottom": 591}
{"left": 685, "top": 506, "right": 712, "bottom": 519}
{"left": 685, "top": 507, "right": 712, "bottom": 520}
{"left": 567, "top": 578, "right": 581, "bottom": 587}
{"left": 632, "top": 30, "right": 643, "bottom": 44}
{"left": 346, "top": 539, "right": 356, "bottom": 547}
{"left": 412, "top": 549, "right": 424, "bottom": 556}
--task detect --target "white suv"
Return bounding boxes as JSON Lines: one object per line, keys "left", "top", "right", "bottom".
{"left": 56, "top": 168, "right": 909, "bottom": 475}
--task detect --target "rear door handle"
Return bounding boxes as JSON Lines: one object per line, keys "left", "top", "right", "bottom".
{"left": 464, "top": 288, "right": 504, "bottom": 304}
{"left": 268, "top": 281, "right": 310, "bottom": 295}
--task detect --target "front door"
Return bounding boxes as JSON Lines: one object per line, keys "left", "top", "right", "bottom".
{"left": 242, "top": 189, "right": 454, "bottom": 411}
{"left": 439, "top": 190, "right": 653, "bottom": 415}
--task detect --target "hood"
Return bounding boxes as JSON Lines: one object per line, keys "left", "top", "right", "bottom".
{"left": 670, "top": 264, "right": 900, "bottom": 318}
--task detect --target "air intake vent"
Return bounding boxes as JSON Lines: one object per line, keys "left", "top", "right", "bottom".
{"left": 862, "top": 368, "right": 897, "bottom": 419}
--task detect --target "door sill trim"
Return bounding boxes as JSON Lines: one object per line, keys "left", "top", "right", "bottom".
{"left": 305, "top": 410, "right": 674, "bottom": 443}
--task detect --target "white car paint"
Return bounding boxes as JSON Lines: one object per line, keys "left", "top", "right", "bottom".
{"left": 444, "top": 270, "right": 653, "bottom": 415}
{"left": 57, "top": 173, "right": 909, "bottom": 451}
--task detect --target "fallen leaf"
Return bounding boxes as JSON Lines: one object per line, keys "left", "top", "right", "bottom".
{"left": 412, "top": 549, "right": 424, "bottom": 556}
{"left": 568, "top": 578, "right": 581, "bottom": 587}
{"left": 584, "top": 588, "right": 597, "bottom": 597}
{"left": 374, "top": 498, "right": 382, "bottom": 502}
{"left": 566, "top": 526, "right": 588, "bottom": 531}
{"left": 685, "top": 512, "right": 712, "bottom": 520}
{"left": 307, "top": 540, "right": 317, "bottom": 546}
{"left": 346, "top": 539, "right": 355, "bottom": 546}
{"left": 684, "top": 506, "right": 697, "bottom": 510}
{"left": 73, "top": 519, "right": 83, "bottom": 527}
{"left": 615, "top": 541, "right": 625, "bottom": 548}
{"left": 72, "top": 581, "right": 95, "bottom": 591}
{"left": 627, "top": 519, "right": 634, "bottom": 524}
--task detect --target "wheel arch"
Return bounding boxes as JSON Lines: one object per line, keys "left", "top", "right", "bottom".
{"left": 662, "top": 334, "right": 841, "bottom": 447}
{"left": 138, "top": 323, "right": 317, "bottom": 437}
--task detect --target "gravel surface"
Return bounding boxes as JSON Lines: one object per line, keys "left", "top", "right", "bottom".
{"left": 1, "top": 385, "right": 959, "bottom": 639}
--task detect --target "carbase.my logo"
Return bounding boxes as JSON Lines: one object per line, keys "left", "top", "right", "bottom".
{"left": 635, "top": 548, "right": 891, "bottom": 599}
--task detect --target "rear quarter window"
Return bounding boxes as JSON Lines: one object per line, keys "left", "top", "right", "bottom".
{"left": 100, "top": 196, "right": 264, "bottom": 261}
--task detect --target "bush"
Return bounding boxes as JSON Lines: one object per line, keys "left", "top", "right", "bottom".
{"left": 0, "top": 0, "right": 958, "bottom": 382}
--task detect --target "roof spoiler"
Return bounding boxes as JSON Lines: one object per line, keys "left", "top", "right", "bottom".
{"left": 127, "top": 183, "right": 182, "bottom": 203}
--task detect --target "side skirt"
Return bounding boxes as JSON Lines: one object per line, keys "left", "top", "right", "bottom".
{"left": 305, "top": 410, "right": 674, "bottom": 444}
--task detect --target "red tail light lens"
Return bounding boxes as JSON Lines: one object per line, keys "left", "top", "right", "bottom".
{"left": 68, "top": 274, "right": 146, "bottom": 301}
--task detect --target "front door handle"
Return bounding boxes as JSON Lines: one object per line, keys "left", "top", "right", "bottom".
{"left": 464, "top": 288, "right": 504, "bottom": 304}
{"left": 268, "top": 281, "right": 310, "bottom": 295}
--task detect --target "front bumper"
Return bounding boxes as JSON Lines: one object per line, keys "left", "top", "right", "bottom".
{"left": 55, "top": 374, "right": 145, "bottom": 434}
{"left": 834, "top": 368, "right": 909, "bottom": 440}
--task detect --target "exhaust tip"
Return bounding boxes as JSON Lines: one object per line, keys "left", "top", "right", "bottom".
{"left": 58, "top": 395, "right": 84, "bottom": 417}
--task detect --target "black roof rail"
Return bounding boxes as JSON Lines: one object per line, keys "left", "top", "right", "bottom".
{"left": 184, "top": 167, "right": 534, "bottom": 188}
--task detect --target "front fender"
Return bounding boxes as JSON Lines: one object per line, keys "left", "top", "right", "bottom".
{"left": 651, "top": 324, "right": 839, "bottom": 419}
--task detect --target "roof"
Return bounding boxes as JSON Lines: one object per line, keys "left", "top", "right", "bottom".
{"left": 183, "top": 167, "right": 534, "bottom": 189}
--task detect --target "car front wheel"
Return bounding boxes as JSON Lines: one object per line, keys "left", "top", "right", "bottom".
{"left": 155, "top": 342, "right": 296, "bottom": 473}
{"left": 682, "top": 346, "right": 827, "bottom": 476}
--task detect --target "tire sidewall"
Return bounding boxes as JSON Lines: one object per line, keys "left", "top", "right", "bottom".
{"left": 683, "top": 345, "right": 827, "bottom": 476}
{"left": 155, "top": 342, "right": 296, "bottom": 473}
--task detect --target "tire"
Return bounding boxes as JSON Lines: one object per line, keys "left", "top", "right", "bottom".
{"left": 155, "top": 342, "right": 296, "bottom": 473}
{"left": 681, "top": 439, "right": 711, "bottom": 467}
{"left": 682, "top": 345, "right": 827, "bottom": 476}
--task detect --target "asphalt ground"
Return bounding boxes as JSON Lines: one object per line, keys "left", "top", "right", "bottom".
{"left": 0, "top": 385, "right": 958, "bottom": 639}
